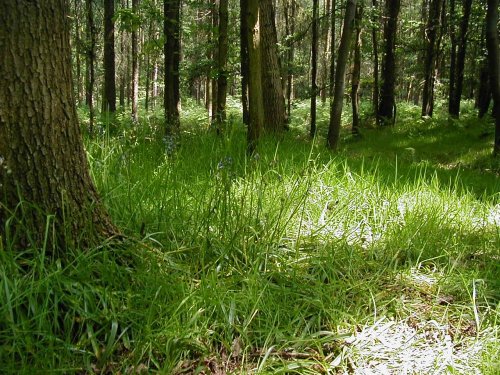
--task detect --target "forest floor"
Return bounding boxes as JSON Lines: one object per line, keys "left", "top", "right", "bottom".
{"left": 1, "top": 100, "right": 499, "bottom": 374}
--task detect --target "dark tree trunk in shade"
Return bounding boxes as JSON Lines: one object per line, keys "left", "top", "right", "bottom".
{"left": 448, "top": 0, "right": 473, "bottom": 118}
{"left": 246, "top": 0, "right": 264, "bottom": 153}
{"left": 477, "top": 60, "right": 492, "bottom": 118}
{"left": 378, "top": 0, "right": 400, "bottom": 125}
{"left": 131, "top": 0, "right": 140, "bottom": 122}
{"left": 85, "top": 0, "right": 96, "bottom": 134}
{"left": 327, "top": 0, "right": 357, "bottom": 150}
{"left": 164, "top": 0, "right": 181, "bottom": 134}
{"left": 310, "top": 0, "right": 319, "bottom": 137}
{"left": 351, "top": 3, "right": 363, "bottom": 135}
{"left": 240, "top": 0, "right": 250, "bottom": 125}
{"left": 103, "top": 0, "right": 116, "bottom": 113}
{"left": 485, "top": 0, "right": 500, "bottom": 154}
{"left": 216, "top": 0, "right": 229, "bottom": 130}
{"left": 421, "top": 0, "right": 443, "bottom": 117}
{"left": 371, "top": 0, "right": 379, "bottom": 116}
{"left": 0, "top": 0, "right": 117, "bottom": 249}
{"left": 329, "top": 0, "right": 336, "bottom": 98}
{"left": 260, "top": 0, "right": 287, "bottom": 132}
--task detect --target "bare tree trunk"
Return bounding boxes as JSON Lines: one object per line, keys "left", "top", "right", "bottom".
{"left": 246, "top": 0, "right": 264, "bottom": 153}
{"left": 131, "top": 0, "right": 140, "bottom": 122}
{"left": 0, "top": 0, "right": 117, "bottom": 249}
{"left": 378, "top": 0, "right": 401, "bottom": 125}
{"left": 329, "top": 0, "right": 336, "bottom": 98}
{"left": 260, "top": 0, "right": 287, "bottom": 132}
{"left": 310, "top": 0, "right": 319, "bottom": 137}
{"left": 164, "top": 0, "right": 181, "bottom": 134}
{"left": 284, "top": 0, "right": 296, "bottom": 119}
{"left": 448, "top": 0, "right": 473, "bottom": 118}
{"left": 371, "top": 0, "right": 379, "bottom": 116}
{"left": 240, "top": 0, "right": 250, "bottom": 125}
{"left": 85, "top": 0, "right": 96, "bottom": 135}
{"left": 421, "top": 0, "right": 443, "bottom": 117}
{"left": 327, "top": 0, "right": 357, "bottom": 150}
{"left": 104, "top": 0, "right": 116, "bottom": 114}
{"left": 351, "top": 3, "right": 363, "bottom": 135}
{"left": 486, "top": 0, "right": 500, "bottom": 154}
{"left": 215, "top": 0, "right": 229, "bottom": 132}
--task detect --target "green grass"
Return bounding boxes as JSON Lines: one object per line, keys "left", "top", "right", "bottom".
{"left": 1, "top": 100, "right": 498, "bottom": 373}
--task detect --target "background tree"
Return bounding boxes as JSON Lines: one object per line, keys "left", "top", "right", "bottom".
{"left": 131, "top": 0, "right": 140, "bottom": 122}
{"left": 351, "top": 2, "right": 363, "bottom": 135}
{"left": 215, "top": 0, "right": 229, "bottom": 131}
{"left": 0, "top": 0, "right": 117, "bottom": 248}
{"left": 485, "top": 0, "right": 499, "bottom": 154}
{"left": 310, "top": 0, "right": 319, "bottom": 137}
{"left": 164, "top": 0, "right": 181, "bottom": 134}
{"left": 448, "top": 0, "right": 473, "bottom": 118}
{"left": 85, "top": 0, "right": 96, "bottom": 134}
{"left": 103, "top": 0, "right": 117, "bottom": 114}
{"left": 327, "top": 0, "right": 357, "bottom": 149}
{"left": 260, "top": 0, "right": 287, "bottom": 132}
{"left": 378, "top": 0, "right": 401, "bottom": 125}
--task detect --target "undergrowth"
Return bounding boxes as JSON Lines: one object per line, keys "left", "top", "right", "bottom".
{"left": 1, "top": 101, "right": 498, "bottom": 373}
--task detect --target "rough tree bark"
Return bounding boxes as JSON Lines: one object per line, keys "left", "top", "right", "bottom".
{"left": 240, "top": 0, "right": 250, "bottom": 125}
{"left": 448, "top": 0, "right": 473, "bottom": 118}
{"left": 215, "top": 0, "right": 229, "bottom": 131}
{"left": 164, "top": 0, "right": 181, "bottom": 134}
{"left": 0, "top": 0, "right": 117, "bottom": 249}
{"left": 485, "top": 0, "right": 500, "bottom": 154}
{"left": 378, "top": 0, "right": 401, "bottom": 125}
{"left": 421, "top": 0, "right": 443, "bottom": 117}
{"left": 260, "top": 0, "right": 287, "bottom": 132}
{"left": 371, "top": 0, "right": 380, "bottom": 116}
{"left": 85, "top": 0, "right": 96, "bottom": 134}
{"left": 104, "top": 0, "right": 117, "bottom": 113}
{"left": 310, "top": 0, "right": 319, "bottom": 137}
{"left": 246, "top": 0, "right": 264, "bottom": 153}
{"left": 131, "top": 0, "right": 140, "bottom": 122}
{"left": 327, "top": 0, "right": 357, "bottom": 150}
{"left": 351, "top": 3, "right": 363, "bottom": 135}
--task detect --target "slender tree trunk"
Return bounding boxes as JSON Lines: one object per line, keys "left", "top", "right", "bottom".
{"left": 477, "top": 59, "right": 492, "bottom": 118}
{"left": 371, "top": 0, "right": 379, "bottom": 116}
{"left": 85, "top": 0, "right": 96, "bottom": 135}
{"left": 0, "top": 0, "right": 117, "bottom": 249}
{"left": 240, "top": 0, "right": 250, "bottom": 125}
{"left": 246, "top": 0, "right": 264, "bottom": 153}
{"left": 327, "top": 0, "right": 357, "bottom": 150}
{"left": 284, "top": 0, "right": 296, "bottom": 119}
{"left": 378, "top": 0, "right": 400, "bottom": 125}
{"left": 131, "top": 0, "right": 140, "bottom": 122}
{"left": 329, "top": 0, "right": 336, "bottom": 98}
{"left": 421, "top": 0, "right": 443, "bottom": 117}
{"left": 310, "top": 0, "right": 319, "bottom": 137}
{"left": 260, "top": 0, "right": 287, "bottom": 132}
{"left": 320, "top": 0, "right": 331, "bottom": 104}
{"left": 211, "top": 0, "right": 219, "bottom": 124}
{"left": 164, "top": 0, "right": 181, "bottom": 134}
{"left": 103, "top": 0, "right": 117, "bottom": 113}
{"left": 215, "top": 0, "right": 229, "bottom": 131}
{"left": 448, "top": 0, "right": 473, "bottom": 118}
{"left": 351, "top": 3, "right": 363, "bottom": 135}
{"left": 486, "top": 0, "right": 500, "bottom": 154}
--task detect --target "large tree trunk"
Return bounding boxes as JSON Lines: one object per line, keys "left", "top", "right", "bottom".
{"left": 260, "top": 0, "right": 287, "bottom": 132}
{"left": 103, "top": 0, "right": 117, "bottom": 113}
{"left": 246, "top": 0, "right": 264, "bottom": 153}
{"left": 421, "top": 0, "right": 443, "bottom": 117}
{"left": 327, "top": 0, "right": 357, "bottom": 150}
{"left": 131, "top": 0, "right": 140, "bottom": 122}
{"left": 164, "top": 0, "right": 181, "bottom": 135}
{"left": 486, "top": 0, "right": 500, "bottom": 155}
{"left": 0, "top": 0, "right": 117, "bottom": 249}
{"left": 85, "top": 0, "right": 96, "bottom": 135}
{"left": 215, "top": 0, "right": 229, "bottom": 131}
{"left": 378, "top": 0, "right": 400, "bottom": 125}
{"left": 351, "top": 3, "right": 363, "bottom": 135}
{"left": 310, "top": 0, "right": 319, "bottom": 137}
{"left": 448, "top": 0, "right": 473, "bottom": 118}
